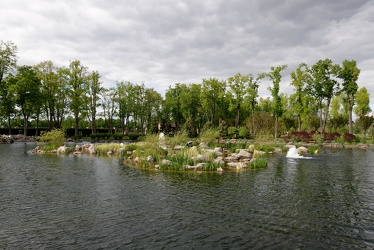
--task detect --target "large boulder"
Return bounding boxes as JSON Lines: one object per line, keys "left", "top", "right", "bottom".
{"left": 297, "top": 146, "right": 308, "bottom": 154}
{"left": 0, "top": 135, "right": 13, "bottom": 144}
{"left": 57, "top": 145, "right": 72, "bottom": 154}
{"left": 237, "top": 149, "right": 253, "bottom": 160}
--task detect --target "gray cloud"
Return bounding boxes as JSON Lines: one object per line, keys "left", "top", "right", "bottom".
{"left": 1, "top": 0, "right": 373, "bottom": 107}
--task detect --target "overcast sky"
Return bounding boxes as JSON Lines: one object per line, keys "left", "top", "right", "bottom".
{"left": 1, "top": 0, "right": 374, "bottom": 107}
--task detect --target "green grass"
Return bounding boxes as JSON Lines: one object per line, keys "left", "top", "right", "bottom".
{"left": 159, "top": 153, "right": 194, "bottom": 170}
{"left": 308, "top": 145, "right": 320, "bottom": 154}
{"left": 248, "top": 158, "right": 268, "bottom": 169}
{"left": 94, "top": 143, "right": 124, "bottom": 156}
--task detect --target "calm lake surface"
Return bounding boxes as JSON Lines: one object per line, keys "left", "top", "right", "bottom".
{"left": 1, "top": 142, "right": 374, "bottom": 249}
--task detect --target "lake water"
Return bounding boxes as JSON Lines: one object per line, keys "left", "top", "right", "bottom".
{"left": 1, "top": 142, "right": 374, "bottom": 249}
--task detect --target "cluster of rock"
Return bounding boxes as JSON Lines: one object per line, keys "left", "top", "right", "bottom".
{"left": 31, "top": 144, "right": 97, "bottom": 155}
{"left": 129, "top": 142, "right": 283, "bottom": 172}
{"left": 0, "top": 135, "right": 13, "bottom": 144}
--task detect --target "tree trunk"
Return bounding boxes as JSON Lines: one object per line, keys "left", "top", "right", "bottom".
{"left": 348, "top": 107, "right": 353, "bottom": 134}
{"left": 274, "top": 116, "right": 278, "bottom": 138}
{"left": 74, "top": 114, "right": 79, "bottom": 137}
{"left": 23, "top": 115, "right": 28, "bottom": 136}
{"left": 235, "top": 104, "right": 240, "bottom": 127}
{"left": 91, "top": 117, "right": 97, "bottom": 134}
{"left": 7, "top": 114, "right": 12, "bottom": 135}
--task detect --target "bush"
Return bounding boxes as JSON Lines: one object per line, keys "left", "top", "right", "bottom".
{"left": 248, "top": 158, "right": 268, "bottom": 169}
{"left": 238, "top": 127, "right": 250, "bottom": 139}
{"left": 228, "top": 127, "right": 238, "bottom": 138}
{"left": 290, "top": 131, "right": 311, "bottom": 142}
{"left": 199, "top": 128, "right": 219, "bottom": 144}
{"left": 39, "top": 129, "right": 65, "bottom": 150}
{"left": 343, "top": 133, "right": 356, "bottom": 143}
{"left": 128, "top": 133, "right": 140, "bottom": 141}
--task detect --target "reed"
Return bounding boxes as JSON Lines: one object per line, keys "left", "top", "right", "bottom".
{"left": 94, "top": 143, "right": 124, "bottom": 156}
{"left": 248, "top": 158, "right": 268, "bottom": 169}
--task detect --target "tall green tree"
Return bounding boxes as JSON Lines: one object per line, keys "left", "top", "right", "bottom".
{"left": 290, "top": 63, "right": 310, "bottom": 131}
{"left": 0, "top": 40, "right": 18, "bottom": 84}
{"left": 180, "top": 83, "right": 202, "bottom": 137}
{"left": 337, "top": 59, "right": 360, "bottom": 134}
{"left": 11, "top": 66, "right": 42, "bottom": 136}
{"left": 245, "top": 73, "right": 265, "bottom": 135}
{"left": 267, "top": 65, "right": 287, "bottom": 138}
{"left": 307, "top": 58, "right": 339, "bottom": 133}
{"left": 164, "top": 84, "right": 184, "bottom": 132}
{"left": 0, "top": 74, "right": 16, "bottom": 134}
{"left": 200, "top": 78, "right": 226, "bottom": 126}
{"left": 116, "top": 81, "right": 131, "bottom": 134}
{"left": 354, "top": 87, "right": 371, "bottom": 116}
{"left": 65, "top": 60, "right": 88, "bottom": 137}
{"left": 86, "top": 71, "right": 103, "bottom": 134}
{"left": 34, "top": 61, "right": 68, "bottom": 129}
{"left": 101, "top": 87, "right": 117, "bottom": 133}
{"left": 143, "top": 87, "right": 163, "bottom": 134}
{"left": 227, "top": 73, "right": 251, "bottom": 127}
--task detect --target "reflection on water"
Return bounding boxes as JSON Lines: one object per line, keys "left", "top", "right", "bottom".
{"left": 0, "top": 143, "right": 374, "bottom": 249}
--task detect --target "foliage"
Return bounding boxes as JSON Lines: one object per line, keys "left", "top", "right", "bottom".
{"left": 308, "top": 145, "right": 320, "bottom": 154}
{"left": 166, "top": 130, "right": 189, "bottom": 147}
{"left": 343, "top": 133, "right": 356, "bottom": 143}
{"left": 238, "top": 126, "right": 250, "bottom": 139}
{"left": 248, "top": 158, "right": 268, "bottom": 169}
{"left": 90, "top": 133, "right": 123, "bottom": 140}
{"left": 356, "top": 115, "right": 374, "bottom": 135}
{"left": 227, "top": 126, "right": 238, "bottom": 138}
{"left": 125, "top": 143, "right": 138, "bottom": 151}
{"left": 94, "top": 143, "right": 124, "bottom": 156}
{"left": 354, "top": 87, "right": 371, "bottom": 116}
{"left": 199, "top": 128, "right": 219, "bottom": 144}
{"left": 39, "top": 129, "right": 65, "bottom": 150}
{"left": 128, "top": 133, "right": 140, "bottom": 141}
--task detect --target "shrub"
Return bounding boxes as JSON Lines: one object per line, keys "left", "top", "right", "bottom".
{"left": 311, "top": 133, "right": 324, "bottom": 144}
{"left": 95, "top": 143, "right": 123, "bottom": 156}
{"left": 291, "top": 131, "right": 311, "bottom": 142}
{"left": 248, "top": 158, "right": 268, "bottom": 169}
{"left": 39, "top": 129, "right": 65, "bottom": 150}
{"left": 128, "top": 133, "right": 140, "bottom": 141}
{"left": 199, "top": 128, "right": 219, "bottom": 144}
{"left": 343, "top": 133, "right": 356, "bottom": 143}
{"left": 227, "top": 127, "right": 238, "bottom": 138}
{"left": 308, "top": 145, "right": 320, "bottom": 154}
{"left": 238, "top": 127, "right": 250, "bottom": 139}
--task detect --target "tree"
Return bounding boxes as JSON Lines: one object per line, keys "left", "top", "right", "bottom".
{"left": 307, "top": 58, "right": 339, "bottom": 133}
{"left": 354, "top": 87, "right": 371, "bottom": 117}
{"left": 0, "top": 40, "right": 18, "bottom": 84}
{"left": 266, "top": 65, "right": 287, "bottom": 138}
{"left": 101, "top": 87, "right": 117, "bottom": 133}
{"left": 329, "top": 94, "right": 348, "bottom": 132}
{"left": 86, "top": 71, "right": 103, "bottom": 134}
{"left": 143, "top": 88, "right": 163, "bottom": 134}
{"left": 34, "top": 61, "right": 68, "bottom": 129}
{"left": 200, "top": 78, "right": 226, "bottom": 126}
{"left": 180, "top": 83, "right": 202, "bottom": 137}
{"left": 0, "top": 74, "right": 16, "bottom": 134}
{"left": 337, "top": 59, "right": 360, "bottom": 134}
{"left": 11, "top": 66, "right": 42, "bottom": 136}
{"left": 227, "top": 73, "right": 251, "bottom": 127}
{"left": 290, "top": 63, "right": 310, "bottom": 131}
{"left": 245, "top": 73, "right": 265, "bottom": 135}
{"left": 65, "top": 60, "right": 88, "bottom": 137}
{"left": 164, "top": 84, "right": 184, "bottom": 132}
